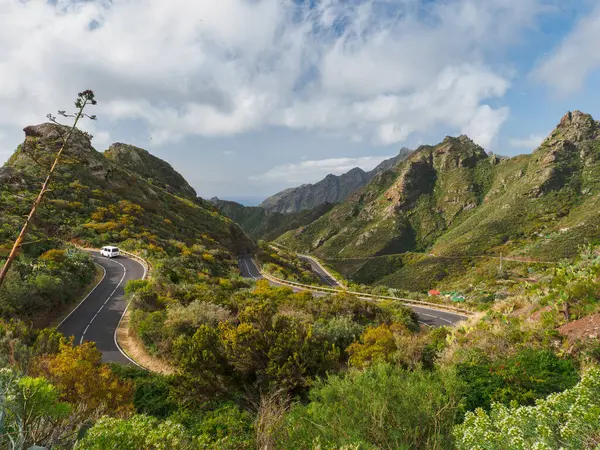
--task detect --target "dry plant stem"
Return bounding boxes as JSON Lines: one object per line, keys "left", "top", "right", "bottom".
{"left": 0, "top": 101, "right": 89, "bottom": 289}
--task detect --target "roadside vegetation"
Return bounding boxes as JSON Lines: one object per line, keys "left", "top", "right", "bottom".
{"left": 254, "top": 241, "right": 323, "bottom": 284}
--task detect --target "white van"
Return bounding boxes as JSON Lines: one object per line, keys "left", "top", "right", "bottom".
{"left": 100, "top": 246, "right": 120, "bottom": 258}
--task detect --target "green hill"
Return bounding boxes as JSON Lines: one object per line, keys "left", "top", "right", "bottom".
{"left": 104, "top": 142, "right": 197, "bottom": 200}
{"left": 277, "top": 111, "right": 600, "bottom": 288}
{"left": 1, "top": 123, "right": 255, "bottom": 258}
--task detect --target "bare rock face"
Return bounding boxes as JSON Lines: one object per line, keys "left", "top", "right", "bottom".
{"left": 556, "top": 111, "right": 600, "bottom": 142}
{"left": 10, "top": 123, "right": 109, "bottom": 181}
{"left": 260, "top": 167, "right": 371, "bottom": 214}
{"left": 23, "top": 123, "right": 94, "bottom": 152}
{"left": 528, "top": 111, "right": 600, "bottom": 197}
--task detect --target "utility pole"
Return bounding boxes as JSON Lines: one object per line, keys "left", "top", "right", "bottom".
{"left": 0, "top": 91, "right": 97, "bottom": 290}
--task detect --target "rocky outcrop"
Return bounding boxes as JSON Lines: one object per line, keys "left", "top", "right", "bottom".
{"left": 367, "top": 147, "right": 412, "bottom": 176}
{"left": 105, "top": 143, "right": 197, "bottom": 200}
{"left": 528, "top": 111, "right": 600, "bottom": 197}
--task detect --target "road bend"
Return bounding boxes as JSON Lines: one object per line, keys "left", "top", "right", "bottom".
{"left": 238, "top": 256, "right": 467, "bottom": 327}
{"left": 57, "top": 251, "right": 145, "bottom": 364}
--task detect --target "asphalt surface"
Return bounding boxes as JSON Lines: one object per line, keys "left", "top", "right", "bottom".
{"left": 239, "top": 256, "right": 467, "bottom": 327}
{"left": 298, "top": 255, "right": 339, "bottom": 287}
{"left": 57, "top": 251, "right": 145, "bottom": 364}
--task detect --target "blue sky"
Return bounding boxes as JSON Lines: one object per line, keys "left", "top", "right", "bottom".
{"left": 1, "top": 0, "right": 600, "bottom": 205}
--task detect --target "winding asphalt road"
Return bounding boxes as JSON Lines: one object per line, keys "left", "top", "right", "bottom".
{"left": 239, "top": 256, "right": 467, "bottom": 327}
{"left": 57, "top": 251, "right": 145, "bottom": 364}
{"left": 298, "top": 255, "right": 339, "bottom": 287}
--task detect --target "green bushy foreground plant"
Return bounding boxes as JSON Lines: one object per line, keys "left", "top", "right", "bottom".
{"left": 0, "top": 245, "right": 95, "bottom": 324}
{"left": 276, "top": 364, "right": 465, "bottom": 450}
{"left": 454, "top": 366, "right": 600, "bottom": 449}
{"left": 456, "top": 349, "right": 580, "bottom": 411}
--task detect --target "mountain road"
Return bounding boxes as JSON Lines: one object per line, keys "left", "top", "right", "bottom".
{"left": 57, "top": 251, "right": 145, "bottom": 364}
{"left": 238, "top": 256, "right": 467, "bottom": 327}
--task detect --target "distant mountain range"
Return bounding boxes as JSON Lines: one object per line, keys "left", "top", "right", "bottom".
{"left": 259, "top": 148, "right": 412, "bottom": 214}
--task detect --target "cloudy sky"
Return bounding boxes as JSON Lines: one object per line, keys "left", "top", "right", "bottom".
{"left": 1, "top": 0, "right": 600, "bottom": 204}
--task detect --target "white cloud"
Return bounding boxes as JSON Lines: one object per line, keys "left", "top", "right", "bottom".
{"left": 254, "top": 156, "right": 393, "bottom": 184}
{"left": 509, "top": 133, "right": 546, "bottom": 149}
{"left": 0, "top": 0, "right": 549, "bottom": 151}
{"left": 534, "top": 4, "right": 600, "bottom": 94}
{"left": 461, "top": 105, "right": 510, "bottom": 149}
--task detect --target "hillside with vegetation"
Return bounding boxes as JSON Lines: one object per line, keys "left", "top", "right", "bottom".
{"left": 212, "top": 198, "right": 335, "bottom": 241}
{"left": 0, "top": 122, "right": 255, "bottom": 324}
{"left": 104, "top": 142, "right": 198, "bottom": 200}
{"left": 1, "top": 123, "right": 254, "bottom": 256}
{"left": 278, "top": 111, "right": 600, "bottom": 294}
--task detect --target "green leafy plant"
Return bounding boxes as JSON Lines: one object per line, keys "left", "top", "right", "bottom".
{"left": 454, "top": 366, "right": 600, "bottom": 449}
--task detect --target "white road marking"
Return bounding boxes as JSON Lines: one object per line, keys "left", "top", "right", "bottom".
{"left": 439, "top": 317, "right": 454, "bottom": 324}
{"left": 421, "top": 313, "right": 438, "bottom": 318}
{"left": 56, "top": 262, "right": 106, "bottom": 329}
{"left": 243, "top": 258, "right": 257, "bottom": 280}
{"left": 79, "top": 260, "right": 127, "bottom": 345}
{"left": 114, "top": 258, "right": 149, "bottom": 370}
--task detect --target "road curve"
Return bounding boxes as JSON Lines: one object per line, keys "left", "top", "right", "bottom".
{"left": 239, "top": 256, "right": 466, "bottom": 327}
{"left": 298, "top": 255, "right": 340, "bottom": 287}
{"left": 57, "top": 251, "right": 145, "bottom": 364}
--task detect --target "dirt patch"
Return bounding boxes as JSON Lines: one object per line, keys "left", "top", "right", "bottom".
{"left": 558, "top": 313, "right": 600, "bottom": 342}
{"left": 116, "top": 307, "right": 175, "bottom": 375}
{"left": 528, "top": 305, "right": 554, "bottom": 322}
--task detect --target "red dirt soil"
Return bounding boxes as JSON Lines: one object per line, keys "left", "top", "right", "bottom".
{"left": 558, "top": 313, "right": 600, "bottom": 341}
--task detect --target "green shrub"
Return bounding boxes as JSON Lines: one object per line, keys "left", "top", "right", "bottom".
{"left": 456, "top": 348, "right": 579, "bottom": 412}
{"left": 130, "top": 310, "right": 168, "bottom": 353}
{"left": 110, "top": 365, "right": 178, "bottom": 419}
{"left": 277, "top": 364, "right": 464, "bottom": 449}
{"left": 75, "top": 415, "right": 194, "bottom": 449}
{"left": 454, "top": 366, "right": 600, "bottom": 450}
{"left": 312, "top": 316, "right": 364, "bottom": 352}
{"left": 172, "top": 402, "right": 255, "bottom": 449}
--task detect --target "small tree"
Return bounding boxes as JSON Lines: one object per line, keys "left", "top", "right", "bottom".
{"left": 0, "top": 91, "right": 97, "bottom": 289}
{"left": 551, "top": 262, "right": 599, "bottom": 322}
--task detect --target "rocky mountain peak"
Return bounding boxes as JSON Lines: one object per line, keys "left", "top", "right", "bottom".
{"left": 555, "top": 111, "right": 599, "bottom": 142}
{"left": 259, "top": 151, "right": 411, "bottom": 214}
{"left": 105, "top": 143, "right": 197, "bottom": 199}
{"left": 22, "top": 122, "right": 94, "bottom": 152}
{"left": 8, "top": 123, "right": 107, "bottom": 182}
{"left": 427, "top": 134, "right": 487, "bottom": 170}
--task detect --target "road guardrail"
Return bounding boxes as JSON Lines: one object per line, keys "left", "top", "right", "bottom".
{"left": 119, "top": 249, "right": 152, "bottom": 279}
{"left": 268, "top": 243, "right": 348, "bottom": 289}
{"left": 259, "top": 269, "right": 473, "bottom": 316}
